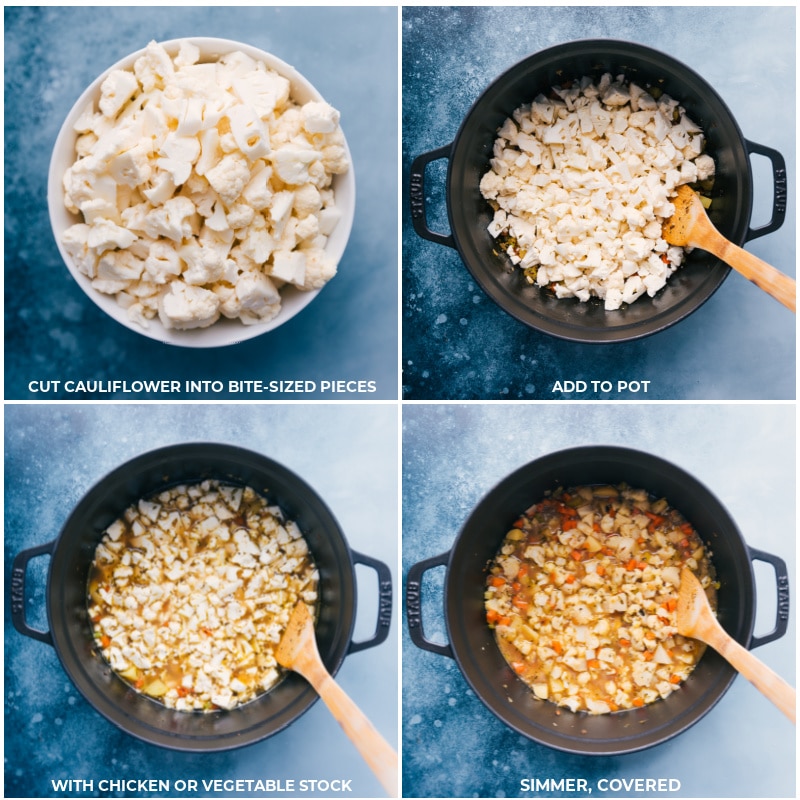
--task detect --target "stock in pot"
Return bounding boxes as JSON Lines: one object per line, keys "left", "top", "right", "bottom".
{"left": 11, "top": 442, "right": 393, "bottom": 751}
{"left": 406, "top": 446, "right": 790, "bottom": 755}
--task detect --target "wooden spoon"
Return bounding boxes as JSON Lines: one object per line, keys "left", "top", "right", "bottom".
{"left": 676, "top": 567, "right": 795, "bottom": 722}
{"left": 276, "top": 602, "right": 398, "bottom": 796}
{"left": 663, "top": 185, "right": 796, "bottom": 312}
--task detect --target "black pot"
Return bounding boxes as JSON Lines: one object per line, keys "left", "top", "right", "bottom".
{"left": 406, "top": 446, "right": 789, "bottom": 755}
{"left": 409, "top": 39, "right": 787, "bottom": 342}
{"left": 11, "top": 443, "right": 393, "bottom": 752}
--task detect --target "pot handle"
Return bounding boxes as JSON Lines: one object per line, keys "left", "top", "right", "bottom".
{"left": 10, "top": 540, "right": 55, "bottom": 646}
{"left": 406, "top": 550, "right": 454, "bottom": 658}
{"left": 347, "top": 550, "right": 393, "bottom": 654}
{"left": 744, "top": 140, "right": 788, "bottom": 241}
{"left": 409, "top": 144, "right": 457, "bottom": 249}
{"left": 748, "top": 545, "right": 790, "bottom": 648}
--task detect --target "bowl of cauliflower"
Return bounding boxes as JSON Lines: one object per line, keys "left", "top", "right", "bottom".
{"left": 49, "top": 38, "right": 355, "bottom": 347}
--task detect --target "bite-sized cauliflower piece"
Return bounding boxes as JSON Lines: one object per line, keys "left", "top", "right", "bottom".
{"left": 301, "top": 101, "right": 340, "bottom": 134}
{"left": 158, "top": 280, "right": 220, "bottom": 330}
{"left": 62, "top": 224, "right": 99, "bottom": 277}
{"left": 270, "top": 250, "right": 306, "bottom": 285}
{"left": 143, "top": 195, "right": 196, "bottom": 242}
{"left": 236, "top": 270, "right": 282, "bottom": 324}
{"left": 205, "top": 153, "right": 251, "bottom": 205}
{"left": 297, "top": 247, "right": 337, "bottom": 290}
{"left": 87, "top": 218, "right": 138, "bottom": 251}
{"left": 99, "top": 69, "right": 140, "bottom": 118}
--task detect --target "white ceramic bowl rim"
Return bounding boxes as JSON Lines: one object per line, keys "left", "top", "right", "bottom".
{"left": 48, "top": 37, "right": 356, "bottom": 348}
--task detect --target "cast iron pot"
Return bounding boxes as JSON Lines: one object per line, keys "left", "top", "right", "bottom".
{"left": 11, "top": 443, "right": 393, "bottom": 752}
{"left": 406, "top": 446, "right": 789, "bottom": 755}
{"left": 409, "top": 39, "right": 787, "bottom": 342}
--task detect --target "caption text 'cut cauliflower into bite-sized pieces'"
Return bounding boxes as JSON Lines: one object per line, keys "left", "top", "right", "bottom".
{"left": 88, "top": 480, "right": 318, "bottom": 711}
{"left": 485, "top": 484, "right": 717, "bottom": 714}
{"left": 62, "top": 40, "right": 349, "bottom": 330}
{"left": 480, "top": 74, "right": 715, "bottom": 310}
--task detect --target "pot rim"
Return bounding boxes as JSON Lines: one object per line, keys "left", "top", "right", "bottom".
{"left": 439, "top": 446, "right": 768, "bottom": 755}
{"left": 36, "top": 443, "right": 359, "bottom": 751}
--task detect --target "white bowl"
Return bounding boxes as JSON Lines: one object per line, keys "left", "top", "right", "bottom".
{"left": 48, "top": 37, "right": 356, "bottom": 348}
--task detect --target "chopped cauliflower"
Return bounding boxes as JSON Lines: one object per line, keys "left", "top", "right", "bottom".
{"left": 88, "top": 480, "right": 318, "bottom": 712}
{"left": 61, "top": 39, "right": 349, "bottom": 331}
{"left": 481, "top": 74, "right": 716, "bottom": 310}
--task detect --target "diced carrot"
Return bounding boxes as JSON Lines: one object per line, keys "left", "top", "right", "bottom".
{"left": 511, "top": 662, "right": 525, "bottom": 674}
{"left": 518, "top": 563, "right": 529, "bottom": 579}
{"left": 633, "top": 697, "right": 645, "bottom": 707}
{"left": 490, "top": 576, "right": 505, "bottom": 587}
{"left": 486, "top": 609, "right": 499, "bottom": 624}
{"left": 637, "top": 561, "right": 647, "bottom": 570}
{"left": 669, "top": 674, "right": 682, "bottom": 684}
{"left": 570, "top": 549, "right": 583, "bottom": 561}
{"left": 565, "top": 574, "right": 575, "bottom": 584}
{"left": 625, "top": 559, "right": 637, "bottom": 571}
{"left": 645, "top": 631, "right": 656, "bottom": 640}
{"left": 100, "top": 635, "right": 111, "bottom": 649}
{"left": 551, "top": 640, "right": 563, "bottom": 654}
{"left": 593, "top": 523, "right": 601, "bottom": 532}
{"left": 643, "top": 651, "right": 654, "bottom": 661}
{"left": 596, "top": 564, "right": 606, "bottom": 576}
{"left": 562, "top": 519, "right": 578, "bottom": 531}
{"left": 512, "top": 518, "right": 525, "bottom": 529}
{"left": 618, "top": 638, "right": 631, "bottom": 648}
{"left": 498, "top": 616, "right": 511, "bottom": 626}
{"left": 512, "top": 596, "right": 529, "bottom": 610}
{"left": 511, "top": 581, "right": 521, "bottom": 593}
{"left": 587, "top": 659, "right": 601, "bottom": 669}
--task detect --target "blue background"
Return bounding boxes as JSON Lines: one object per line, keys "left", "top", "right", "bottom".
{"left": 402, "top": 6, "right": 796, "bottom": 400}
{"left": 4, "top": 6, "right": 398, "bottom": 400}
{"left": 4, "top": 404, "right": 398, "bottom": 798}
{"left": 402, "top": 403, "right": 795, "bottom": 797}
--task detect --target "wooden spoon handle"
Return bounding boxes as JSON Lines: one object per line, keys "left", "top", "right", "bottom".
{"left": 709, "top": 632, "right": 796, "bottom": 723}
{"left": 706, "top": 237, "right": 796, "bottom": 312}
{"left": 305, "top": 664, "right": 398, "bottom": 795}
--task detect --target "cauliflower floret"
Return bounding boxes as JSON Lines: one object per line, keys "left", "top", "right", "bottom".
{"left": 301, "top": 101, "right": 340, "bottom": 134}
{"left": 143, "top": 196, "right": 196, "bottom": 242}
{"left": 62, "top": 224, "right": 99, "bottom": 277}
{"left": 99, "top": 69, "right": 140, "bottom": 118}
{"left": 86, "top": 218, "right": 138, "bottom": 252}
{"left": 179, "top": 242, "right": 225, "bottom": 285}
{"left": 205, "top": 153, "right": 250, "bottom": 205}
{"left": 158, "top": 281, "right": 220, "bottom": 330}
{"left": 297, "top": 247, "right": 337, "bottom": 290}
{"left": 271, "top": 145, "right": 318, "bottom": 186}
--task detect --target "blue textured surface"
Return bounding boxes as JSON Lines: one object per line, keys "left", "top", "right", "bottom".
{"left": 402, "top": 403, "right": 795, "bottom": 797}
{"left": 4, "top": 404, "right": 398, "bottom": 798}
{"left": 402, "top": 6, "right": 796, "bottom": 400}
{"left": 4, "top": 6, "right": 398, "bottom": 400}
